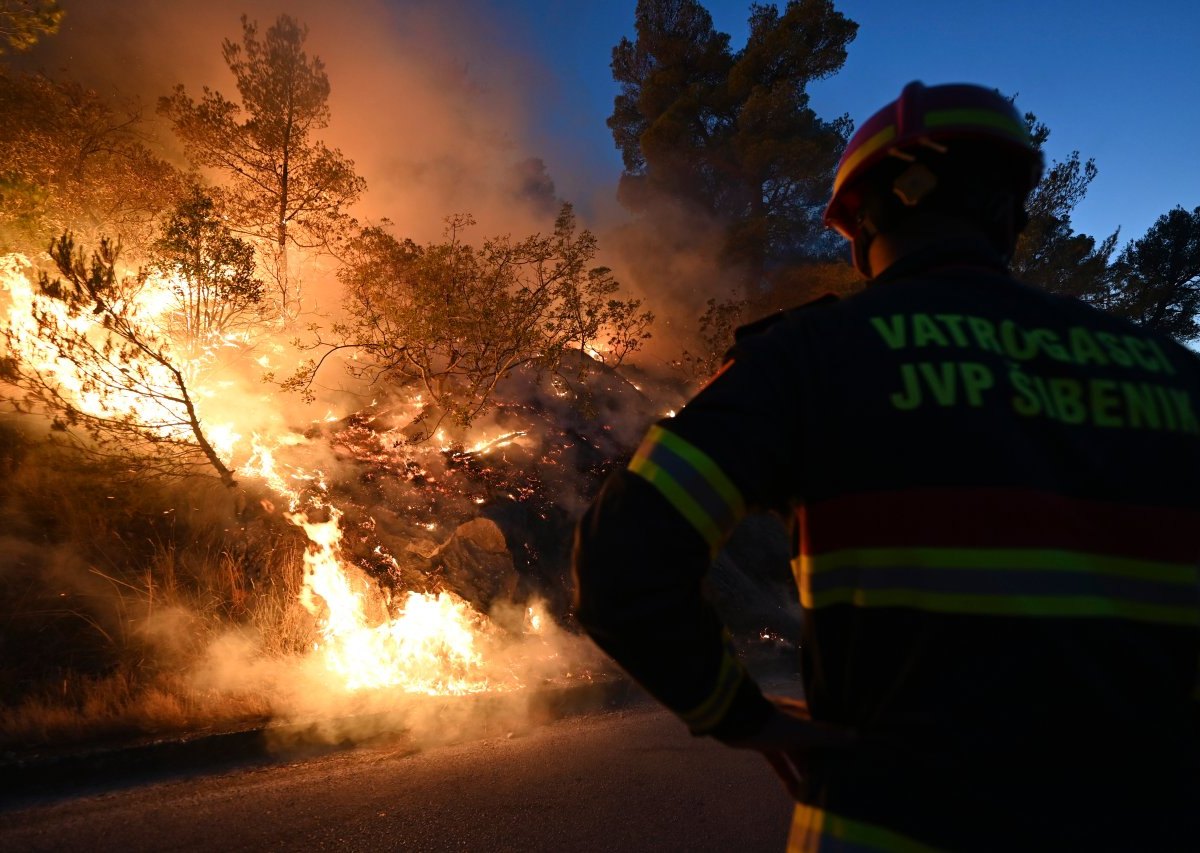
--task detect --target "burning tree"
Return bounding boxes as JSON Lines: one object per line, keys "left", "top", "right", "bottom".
{"left": 1, "top": 235, "right": 236, "bottom": 487}
{"left": 292, "top": 204, "right": 653, "bottom": 430}
{"left": 159, "top": 13, "right": 366, "bottom": 319}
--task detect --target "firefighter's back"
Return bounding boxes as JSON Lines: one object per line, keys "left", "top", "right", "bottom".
{"left": 784, "top": 260, "right": 1200, "bottom": 849}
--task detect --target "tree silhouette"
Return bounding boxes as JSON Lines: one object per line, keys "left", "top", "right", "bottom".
{"left": 1108, "top": 206, "right": 1200, "bottom": 342}
{"left": 609, "top": 0, "right": 856, "bottom": 285}
{"left": 1011, "top": 111, "right": 1117, "bottom": 303}
{"left": 159, "top": 14, "right": 365, "bottom": 318}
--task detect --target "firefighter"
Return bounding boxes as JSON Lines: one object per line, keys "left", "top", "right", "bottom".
{"left": 572, "top": 81, "right": 1200, "bottom": 851}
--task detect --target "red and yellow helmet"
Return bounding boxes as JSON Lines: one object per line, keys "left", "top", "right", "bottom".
{"left": 823, "top": 81, "right": 1044, "bottom": 240}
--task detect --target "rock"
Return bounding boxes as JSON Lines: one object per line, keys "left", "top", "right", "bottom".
{"left": 431, "top": 517, "right": 520, "bottom": 609}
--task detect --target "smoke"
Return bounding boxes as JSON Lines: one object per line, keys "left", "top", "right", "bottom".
{"left": 18, "top": 0, "right": 683, "bottom": 398}
{"left": 24, "top": 0, "right": 566, "bottom": 237}
{"left": 604, "top": 196, "right": 744, "bottom": 366}
{"left": 189, "top": 595, "right": 608, "bottom": 750}
{"left": 0, "top": 1, "right": 785, "bottom": 751}
{"left": 20, "top": 0, "right": 748, "bottom": 366}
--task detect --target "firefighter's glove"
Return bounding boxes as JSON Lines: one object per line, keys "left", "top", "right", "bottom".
{"left": 721, "top": 695, "right": 857, "bottom": 802}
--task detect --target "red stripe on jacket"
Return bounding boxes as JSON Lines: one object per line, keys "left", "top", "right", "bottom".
{"left": 799, "top": 488, "right": 1200, "bottom": 564}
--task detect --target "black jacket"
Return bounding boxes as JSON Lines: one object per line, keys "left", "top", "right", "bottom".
{"left": 573, "top": 245, "right": 1200, "bottom": 850}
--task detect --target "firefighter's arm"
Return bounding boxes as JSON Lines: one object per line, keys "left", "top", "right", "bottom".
{"left": 573, "top": 324, "right": 807, "bottom": 740}
{"left": 573, "top": 467, "right": 774, "bottom": 739}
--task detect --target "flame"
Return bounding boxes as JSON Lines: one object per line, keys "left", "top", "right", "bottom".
{"left": 247, "top": 436, "right": 512, "bottom": 695}
{"left": 205, "top": 423, "right": 242, "bottom": 460}
{"left": 3, "top": 254, "right": 552, "bottom": 700}
{"left": 0, "top": 255, "right": 244, "bottom": 458}
{"left": 288, "top": 505, "right": 497, "bottom": 694}
{"left": 464, "top": 430, "right": 527, "bottom": 456}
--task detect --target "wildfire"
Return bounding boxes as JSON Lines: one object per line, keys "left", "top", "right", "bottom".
{"left": 244, "top": 436, "right": 524, "bottom": 695}
{"left": 463, "top": 430, "right": 528, "bottom": 456}
{"left": 2, "top": 254, "right": 558, "bottom": 700}
{"left": 1, "top": 254, "right": 171, "bottom": 434}
{"left": 0, "top": 254, "right": 252, "bottom": 452}
{"left": 288, "top": 503, "right": 500, "bottom": 694}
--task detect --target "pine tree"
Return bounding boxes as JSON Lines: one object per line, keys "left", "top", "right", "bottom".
{"left": 1108, "top": 206, "right": 1200, "bottom": 343}
{"left": 1, "top": 235, "right": 237, "bottom": 486}
{"left": 1011, "top": 112, "right": 1116, "bottom": 303}
{"left": 609, "top": 0, "right": 856, "bottom": 285}
{"left": 159, "top": 14, "right": 366, "bottom": 318}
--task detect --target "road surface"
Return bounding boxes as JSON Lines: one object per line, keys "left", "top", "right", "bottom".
{"left": 0, "top": 699, "right": 795, "bottom": 852}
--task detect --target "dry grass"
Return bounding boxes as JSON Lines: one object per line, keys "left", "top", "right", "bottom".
{"left": 0, "top": 673, "right": 277, "bottom": 750}
{"left": 0, "top": 419, "right": 318, "bottom": 750}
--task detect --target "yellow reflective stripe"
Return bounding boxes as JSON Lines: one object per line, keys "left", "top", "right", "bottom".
{"left": 833, "top": 124, "right": 896, "bottom": 193}
{"left": 789, "top": 804, "right": 941, "bottom": 853}
{"left": 805, "top": 547, "right": 1196, "bottom": 585}
{"left": 644, "top": 425, "right": 746, "bottom": 518}
{"left": 628, "top": 454, "right": 723, "bottom": 552}
{"left": 801, "top": 587, "right": 1198, "bottom": 627}
{"left": 679, "top": 648, "right": 745, "bottom": 733}
{"left": 628, "top": 425, "right": 745, "bottom": 555}
{"left": 925, "top": 107, "right": 1028, "bottom": 140}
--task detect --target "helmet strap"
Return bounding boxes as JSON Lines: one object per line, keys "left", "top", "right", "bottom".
{"left": 852, "top": 213, "right": 880, "bottom": 277}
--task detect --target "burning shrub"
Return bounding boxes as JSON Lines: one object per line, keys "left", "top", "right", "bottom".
{"left": 289, "top": 204, "right": 653, "bottom": 432}
{"left": 1, "top": 237, "right": 237, "bottom": 485}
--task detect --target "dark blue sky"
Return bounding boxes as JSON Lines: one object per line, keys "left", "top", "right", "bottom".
{"left": 485, "top": 0, "right": 1200, "bottom": 249}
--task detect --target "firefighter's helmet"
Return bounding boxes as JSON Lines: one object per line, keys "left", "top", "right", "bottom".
{"left": 823, "top": 81, "right": 1044, "bottom": 249}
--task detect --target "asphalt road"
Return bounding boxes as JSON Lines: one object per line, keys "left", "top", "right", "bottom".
{"left": 0, "top": 699, "right": 795, "bottom": 852}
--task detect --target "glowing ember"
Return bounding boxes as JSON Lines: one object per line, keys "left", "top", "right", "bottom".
{"left": 463, "top": 430, "right": 528, "bottom": 456}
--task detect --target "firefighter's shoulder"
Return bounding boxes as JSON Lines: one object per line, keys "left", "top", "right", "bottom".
{"left": 733, "top": 293, "right": 840, "bottom": 344}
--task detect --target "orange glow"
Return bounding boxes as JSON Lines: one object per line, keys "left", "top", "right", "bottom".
{"left": 3, "top": 254, "right": 563, "bottom": 699}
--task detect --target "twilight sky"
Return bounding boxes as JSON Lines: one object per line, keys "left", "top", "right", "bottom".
{"left": 488, "top": 0, "right": 1200, "bottom": 250}
{"left": 25, "top": 0, "right": 1199, "bottom": 252}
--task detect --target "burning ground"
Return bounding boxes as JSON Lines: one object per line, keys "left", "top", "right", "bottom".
{"left": 0, "top": 319, "right": 795, "bottom": 751}
{"left": 0, "top": 255, "right": 797, "bottom": 750}
{"left": 0, "top": 2, "right": 799, "bottom": 753}
{"left": 0, "top": 297, "right": 643, "bottom": 747}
